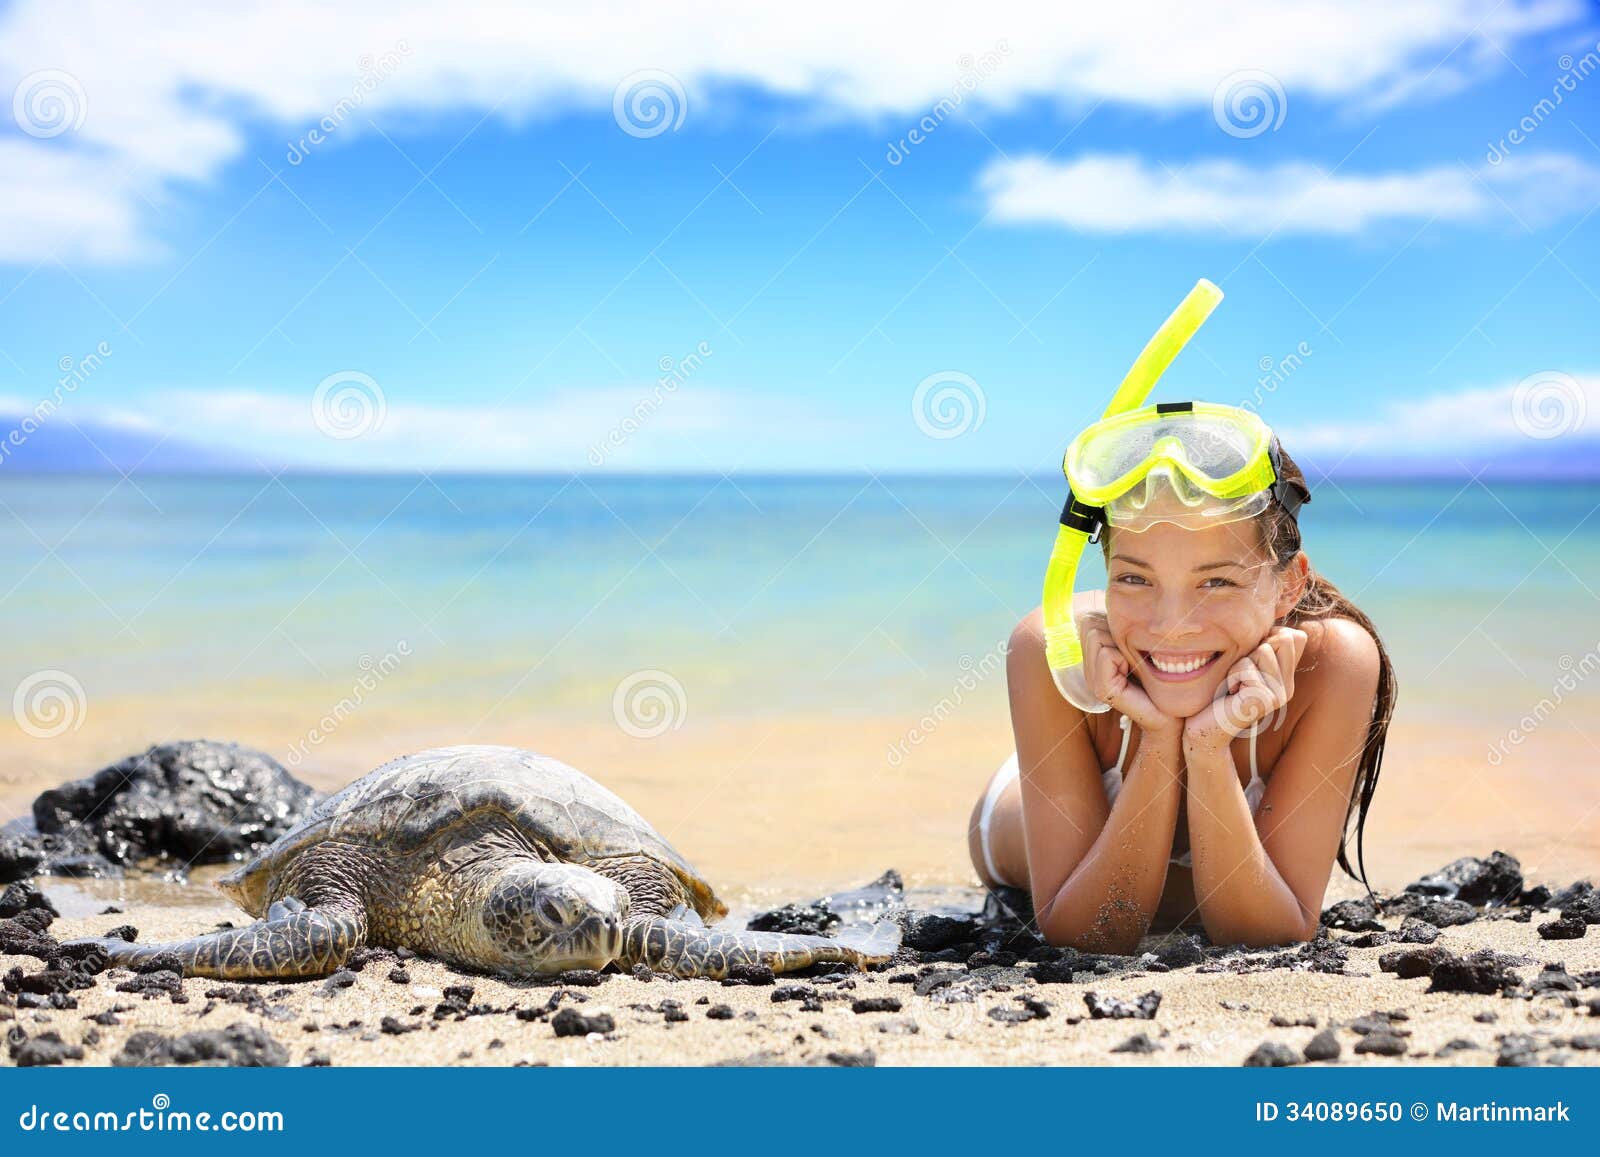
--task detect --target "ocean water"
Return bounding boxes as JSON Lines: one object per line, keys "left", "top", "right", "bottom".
{"left": 1, "top": 473, "right": 1597, "bottom": 736}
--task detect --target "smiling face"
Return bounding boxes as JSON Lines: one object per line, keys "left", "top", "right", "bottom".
{"left": 1103, "top": 516, "right": 1303, "bottom": 720}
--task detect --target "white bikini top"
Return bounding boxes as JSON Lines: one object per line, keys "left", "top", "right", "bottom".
{"left": 1102, "top": 716, "right": 1266, "bottom": 868}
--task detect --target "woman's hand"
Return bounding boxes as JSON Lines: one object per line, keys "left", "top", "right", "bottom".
{"left": 1183, "top": 625, "right": 1308, "bottom": 752}
{"left": 1081, "top": 611, "right": 1182, "bottom": 738}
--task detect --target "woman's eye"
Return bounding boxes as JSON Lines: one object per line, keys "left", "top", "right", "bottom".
{"left": 1114, "top": 573, "right": 1150, "bottom": 586}
{"left": 1201, "top": 577, "right": 1237, "bottom": 589}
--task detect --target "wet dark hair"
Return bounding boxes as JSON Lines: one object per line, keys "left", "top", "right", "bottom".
{"left": 1099, "top": 442, "right": 1397, "bottom": 901}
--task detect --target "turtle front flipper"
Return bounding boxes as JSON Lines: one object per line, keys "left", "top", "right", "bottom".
{"left": 622, "top": 916, "right": 900, "bottom": 979}
{"left": 63, "top": 902, "right": 366, "bottom": 980}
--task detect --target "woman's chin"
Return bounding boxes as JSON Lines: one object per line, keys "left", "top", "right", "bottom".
{"left": 1143, "top": 684, "right": 1220, "bottom": 723}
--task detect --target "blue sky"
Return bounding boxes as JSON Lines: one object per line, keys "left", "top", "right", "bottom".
{"left": 1, "top": 1, "right": 1597, "bottom": 474}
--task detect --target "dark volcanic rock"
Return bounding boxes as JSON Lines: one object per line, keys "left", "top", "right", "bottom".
{"left": 1084, "top": 990, "right": 1161, "bottom": 1020}
{"left": 112, "top": 1022, "right": 289, "bottom": 1066}
{"left": 1379, "top": 946, "right": 1455, "bottom": 979}
{"left": 1321, "top": 897, "right": 1385, "bottom": 932}
{"left": 1153, "top": 934, "right": 1207, "bottom": 968}
{"left": 746, "top": 900, "right": 839, "bottom": 937}
{"left": 1412, "top": 899, "right": 1479, "bottom": 928}
{"left": 1244, "top": 1041, "right": 1302, "bottom": 1066}
{"left": 851, "top": 996, "right": 901, "bottom": 1014}
{"left": 1404, "top": 853, "right": 1522, "bottom": 907}
{"left": 1538, "top": 915, "right": 1588, "bottom": 940}
{"left": 1303, "top": 1028, "right": 1341, "bottom": 1061}
{"left": 550, "top": 1007, "right": 614, "bottom": 1037}
{"left": 900, "top": 911, "right": 982, "bottom": 953}
{"left": 1427, "top": 949, "right": 1520, "bottom": 995}
{"left": 1397, "top": 918, "right": 1441, "bottom": 944}
{"left": 0, "top": 882, "right": 58, "bottom": 919}
{"left": 2, "top": 741, "right": 319, "bottom": 883}
{"left": 10, "top": 1030, "right": 84, "bottom": 1067}
{"left": 1111, "top": 1032, "right": 1161, "bottom": 1054}
{"left": 1354, "top": 1032, "right": 1409, "bottom": 1057}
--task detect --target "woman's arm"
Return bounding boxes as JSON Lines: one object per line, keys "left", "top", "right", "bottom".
{"left": 1006, "top": 607, "right": 1185, "bottom": 955}
{"left": 1183, "top": 619, "right": 1381, "bottom": 946}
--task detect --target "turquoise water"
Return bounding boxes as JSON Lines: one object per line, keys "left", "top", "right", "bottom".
{"left": 1, "top": 474, "right": 1596, "bottom": 728}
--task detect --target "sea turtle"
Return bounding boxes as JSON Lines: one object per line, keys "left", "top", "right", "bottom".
{"left": 64, "top": 745, "right": 898, "bottom": 980}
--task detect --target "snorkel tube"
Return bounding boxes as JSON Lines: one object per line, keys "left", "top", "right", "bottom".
{"left": 1041, "top": 278, "right": 1225, "bottom": 709}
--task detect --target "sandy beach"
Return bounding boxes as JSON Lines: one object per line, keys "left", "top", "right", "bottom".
{"left": 4, "top": 865, "right": 1599, "bottom": 1068}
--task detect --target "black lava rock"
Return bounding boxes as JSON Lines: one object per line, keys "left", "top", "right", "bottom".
{"left": 1404, "top": 852, "right": 1522, "bottom": 907}
{"left": 1538, "top": 915, "right": 1588, "bottom": 940}
{"left": 1154, "top": 934, "right": 1206, "bottom": 968}
{"left": 113, "top": 1022, "right": 289, "bottom": 1066}
{"left": 1396, "top": 917, "right": 1441, "bottom": 944}
{"left": 705, "top": 1004, "right": 735, "bottom": 1020}
{"left": 1244, "top": 1041, "right": 1302, "bottom": 1066}
{"left": 723, "top": 963, "right": 775, "bottom": 987}
{"left": 1084, "top": 990, "right": 1161, "bottom": 1020}
{"left": 1427, "top": 949, "right": 1520, "bottom": 995}
{"left": 900, "top": 911, "right": 981, "bottom": 953}
{"left": 1321, "top": 897, "right": 1385, "bottom": 932}
{"left": 550, "top": 1007, "right": 614, "bottom": 1037}
{"left": 1030, "top": 957, "right": 1079, "bottom": 984}
{"left": 1378, "top": 945, "right": 1454, "bottom": 979}
{"left": 3, "top": 741, "right": 319, "bottom": 883}
{"left": 851, "top": 996, "right": 901, "bottom": 1013}
{"left": 1111, "top": 1032, "right": 1161, "bottom": 1054}
{"left": 1354, "top": 1032, "right": 1409, "bottom": 1056}
{"left": 746, "top": 900, "right": 839, "bottom": 937}
{"left": 1412, "top": 899, "right": 1479, "bottom": 928}
{"left": 1303, "top": 1028, "right": 1341, "bottom": 1061}
{"left": 11, "top": 1030, "right": 84, "bottom": 1067}
{"left": 0, "top": 882, "right": 57, "bottom": 919}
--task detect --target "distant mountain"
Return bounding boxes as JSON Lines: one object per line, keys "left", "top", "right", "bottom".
{"left": 0, "top": 412, "right": 259, "bottom": 474}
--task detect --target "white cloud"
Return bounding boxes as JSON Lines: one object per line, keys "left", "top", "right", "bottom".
{"left": 1284, "top": 371, "right": 1599, "bottom": 453}
{"left": 39, "top": 385, "right": 838, "bottom": 472}
{"left": 979, "top": 152, "right": 1600, "bottom": 236}
{"left": 1, "top": 0, "right": 1590, "bottom": 262}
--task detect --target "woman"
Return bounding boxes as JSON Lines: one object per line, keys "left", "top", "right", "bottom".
{"left": 968, "top": 412, "right": 1395, "bottom": 954}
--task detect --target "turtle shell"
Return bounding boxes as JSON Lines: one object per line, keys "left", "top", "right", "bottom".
{"left": 219, "top": 746, "right": 724, "bottom": 919}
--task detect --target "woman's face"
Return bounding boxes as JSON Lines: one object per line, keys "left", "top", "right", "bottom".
{"left": 1103, "top": 518, "right": 1297, "bottom": 720}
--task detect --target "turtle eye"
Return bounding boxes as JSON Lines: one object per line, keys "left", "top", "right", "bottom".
{"left": 536, "top": 896, "right": 565, "bottom": 926}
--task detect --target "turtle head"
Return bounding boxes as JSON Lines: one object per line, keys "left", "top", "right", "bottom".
{"left": 214, "top": 856, "right": 272, "bottom": 916}
{"left": 481, "top": 863, "right": 629, "bottom": 974}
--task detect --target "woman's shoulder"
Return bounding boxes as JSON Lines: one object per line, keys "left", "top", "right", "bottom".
{"left": 1297, "top": 615, "right": 1381, "bottom": 701}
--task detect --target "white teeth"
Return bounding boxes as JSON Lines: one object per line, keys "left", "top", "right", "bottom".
{"left": 1150, "top": 654, "right": 1211, "bottom": 674}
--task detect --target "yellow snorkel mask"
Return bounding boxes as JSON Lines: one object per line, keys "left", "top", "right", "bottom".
{"left": 1041, "top": 279, "right": 1310, "bottom": 710}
